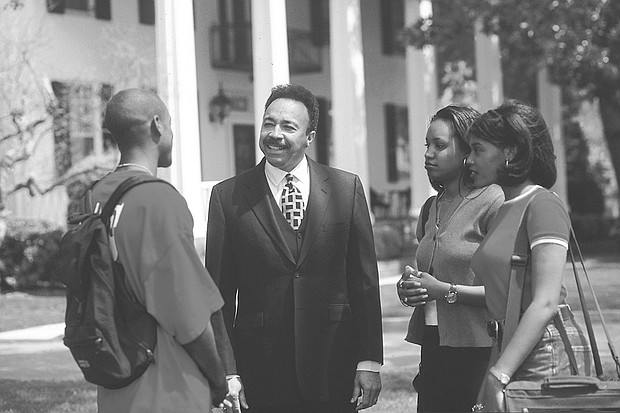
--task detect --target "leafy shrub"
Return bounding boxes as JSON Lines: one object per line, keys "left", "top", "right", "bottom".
{"left": 0, "top": 219, "right": 64, "bottom": 291}
{"left": 373, "top": 223, "right": 404, "bottom": 260}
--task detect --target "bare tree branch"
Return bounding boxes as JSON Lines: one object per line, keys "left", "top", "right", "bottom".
{"left": 7, "top": 165, "right": 112, "bottom": 197}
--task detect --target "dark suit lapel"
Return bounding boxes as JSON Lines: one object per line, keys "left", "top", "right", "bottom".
{"left": 297, "top": 160, "right": 330, "bottom": 266}
{"left": 244, "top": 160, "right": 295, "bottom": 264}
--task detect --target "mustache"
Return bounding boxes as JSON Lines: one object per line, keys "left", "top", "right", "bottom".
{"left": 264, "top": 138, "right": 287, "bottom": 147}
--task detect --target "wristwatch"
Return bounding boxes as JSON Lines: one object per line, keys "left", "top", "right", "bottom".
{"left": 445, "top": 283, "right": 458, "bottom": 304}
{"left": 489, "top": 366, "right": 511, "bottom": 386}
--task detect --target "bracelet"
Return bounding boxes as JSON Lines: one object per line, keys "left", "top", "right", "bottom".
{"left": 489, "top": 366, "right": 511, "bottom": 386}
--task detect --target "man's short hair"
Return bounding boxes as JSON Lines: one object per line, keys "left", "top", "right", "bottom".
{"left": 264, "top": 84, "right": 319, "bottom": 134}
{"left": 103, "top": 89, "right": 168, "bottom": 148}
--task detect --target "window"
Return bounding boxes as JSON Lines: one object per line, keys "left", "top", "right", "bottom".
{"left": 381, "top": 0, "right": 405, "bottom": 56}
{"left": 385, "top": 104, "right": 409, "bottom": 182}
{"left": 52, "top": 81, "right": 111, "bottom": 176}
{"left": 47, "top": 0, "right": 111, "bottom": 20}
{"left": 138, "top": 0, "right": 155, "bottom": 25}
{"left": 215, "top": 0, "right": 252, "bottom": 67}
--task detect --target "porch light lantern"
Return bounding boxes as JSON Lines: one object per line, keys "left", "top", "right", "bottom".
{"left": 209, "top": 83, "right": 233, "bottom": 123}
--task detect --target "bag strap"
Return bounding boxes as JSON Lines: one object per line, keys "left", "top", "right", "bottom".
{"left": 502, "top": 191, "right": 539, "bottom": 351}
{"left": 418, "top": 195, "right": 436, "bottom": 239}
{"left": 99, "top": 175, "right": 166, "bottom": 223}
{"left": 567, "top": 226, "right": 620, "bottom": 379}
{"left": 553, "top": 311, "right": 580, "bottom": 375}
{"left": 504, "top": 191, "right": 580, "bottom": 374}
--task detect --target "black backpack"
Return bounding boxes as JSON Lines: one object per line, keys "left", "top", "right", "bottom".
{"left": 58, "top": 174, "right": 167, "bottom": 389}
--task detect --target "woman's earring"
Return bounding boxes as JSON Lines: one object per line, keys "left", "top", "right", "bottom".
{"left": 463, "top": 158, "right": 468, "bottom": 168}
{"left": 505, "top": 159, "right": 510, "bottom": 167}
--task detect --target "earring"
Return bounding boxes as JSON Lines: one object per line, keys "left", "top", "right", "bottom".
{"left": 505, "top": 159, "right": 510, "bottom": 167}
{"left": 463, "top": 158, "right": 468, "bottom": 167}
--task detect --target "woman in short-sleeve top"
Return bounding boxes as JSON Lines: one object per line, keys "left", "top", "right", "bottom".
{"left": 396, "top": 105, "right": 503, "bottom": 413}
{"left": 472, "top": 187, "right": 570, "bottom": 320}
{"left": 466, "top": 100, "right": 593, "bottom": 412}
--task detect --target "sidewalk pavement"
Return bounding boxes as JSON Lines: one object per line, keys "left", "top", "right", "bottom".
{"left": 0, "top": 322, "right": 64, "bottom": 342}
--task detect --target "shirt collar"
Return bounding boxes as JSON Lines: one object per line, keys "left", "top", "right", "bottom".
{"left": 264, "top": 156, "right": 309, "bottom": 186}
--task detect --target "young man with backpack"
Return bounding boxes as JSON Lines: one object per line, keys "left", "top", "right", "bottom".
{"left": 77, "top": 88, "right": 235, "bottom": 412}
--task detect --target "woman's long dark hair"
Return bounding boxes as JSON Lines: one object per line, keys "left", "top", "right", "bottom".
{"left": 427, "top": 105, "right": 480, "bottom": 192}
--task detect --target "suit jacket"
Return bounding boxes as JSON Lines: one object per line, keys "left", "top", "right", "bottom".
{"left": 206, "top": 157, "right": 383, "bottom": 406}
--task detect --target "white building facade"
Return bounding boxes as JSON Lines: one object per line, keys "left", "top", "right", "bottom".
{"left": 5, "top": 0, "right": 565, "bottom": 241}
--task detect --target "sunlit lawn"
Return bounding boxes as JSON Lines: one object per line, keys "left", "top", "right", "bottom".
{"left": 0, "top": 289, "right": 65, "bottom": 332}
{"left": 0, "top": 280, "right": 420, "bottom": 413}
{"left": 1, "top": 241, "right": 618, "bottom": 413}
{"left": 0, "top": 375, "right": 415, "bottom": 413}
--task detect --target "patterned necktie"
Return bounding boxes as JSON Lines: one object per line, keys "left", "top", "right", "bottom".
{"left": 281, "top": 174, "right": 304, "bottom": 230}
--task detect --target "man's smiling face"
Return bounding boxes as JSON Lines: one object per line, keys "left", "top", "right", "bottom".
{"left": 259, "top": 98, "right": 315, "bottom": 172}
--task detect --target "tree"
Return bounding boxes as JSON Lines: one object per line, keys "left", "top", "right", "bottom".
{"left": 405, "top": 0, "right": 620, "bottom": 209}
{"left": 0, "top": 3, "right": 114, "bottom": 247}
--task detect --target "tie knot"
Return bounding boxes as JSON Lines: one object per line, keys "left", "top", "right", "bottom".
{"left": 285, "top": 174, "right": 295, "bottom": 188}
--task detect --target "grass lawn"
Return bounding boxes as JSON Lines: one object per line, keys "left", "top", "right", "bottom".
{"left": 0, "top": 283, "right": 420, "bottom": 413}
{"left": 1, "top": 240, "right": 617, "bottom": 412}
{"left": 0, "top": 289, "right": 65, "bottom": 332}
{"left": 0, "top": 378, "right": 415, "bottom": 413}
{"left": 0, "top": 380, "right": 96, "bottom": 413}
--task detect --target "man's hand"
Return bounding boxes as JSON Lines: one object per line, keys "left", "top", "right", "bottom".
{"left": 222, "top": 376, "right": 249, "bottom": 413}
{"left": 350, "top": 371, "right": 381, "bottom": 411}
{"left": 211, "top": 379, "right": 229, "bottom": 408}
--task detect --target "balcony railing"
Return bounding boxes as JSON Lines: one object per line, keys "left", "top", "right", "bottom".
{"left": 210, "top": 25, "right": 322, "bottom": 74}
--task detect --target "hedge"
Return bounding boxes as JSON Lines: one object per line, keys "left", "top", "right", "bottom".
{"left": 0, "top": 219, "right": 64, "bottom": 291}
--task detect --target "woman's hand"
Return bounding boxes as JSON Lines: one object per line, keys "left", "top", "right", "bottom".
{"left": 474, "top": 370, "right": 504, "bottom": 412}
{"left": 414, "top": 270, "right": 449, "bottom": 302}
{"left": 396, "top": 266, "right": 428, "bottom": 307}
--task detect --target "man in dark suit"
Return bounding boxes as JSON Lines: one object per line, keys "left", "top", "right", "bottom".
{"left": 206, "top": 84, "right": 383, "bottom": 413}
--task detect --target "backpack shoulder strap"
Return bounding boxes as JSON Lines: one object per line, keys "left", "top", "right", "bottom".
{"left": 99, "top": 175, "right": 173, "bottom": 222}
{"left": 80, "top": 179, "right": 100, "bottom": 214}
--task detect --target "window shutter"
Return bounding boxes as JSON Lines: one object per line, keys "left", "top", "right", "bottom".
{"left": 381, "top": 0, "right": 405, "bottom": 56}
{"left": 316, "top": 98, "right": 331, "bottom": 166}
{"left": 47, "top": 0, "right": 65, "bottom": 14}
{"left": 95, "top": 0, "right": 111, "bottom": 20}
{"left": 310, "top": 0, "right": 329, "bottom": 47}
{"left": 385, "top": 104, "right": 398, "bottom": 182}
{"left": 51, "top": 81, "right": 72, "bottom": 176}
{"left": 99, "top": 84, "right": 115, "bottom": 150}
{"left": 138, "top": 0, "right": 155, "bottom": 25}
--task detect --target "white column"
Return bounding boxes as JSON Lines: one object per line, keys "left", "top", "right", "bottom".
{"left": 329, "top": 0, "right": 369, "bottom": 188}
{"left": 251, "top": 0, "right": 290, "bottom": 163}
{"left": 405, "top": 0, "right": 437, "bottom": 213}
{"left": 538, "top": 68, "right": 567, "bottom": 206}
{"left": 474, "top": 19, "right": 503, "bottom": 110}
{"left": 155, "top": 0, "right": 205, "bottom": 236}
